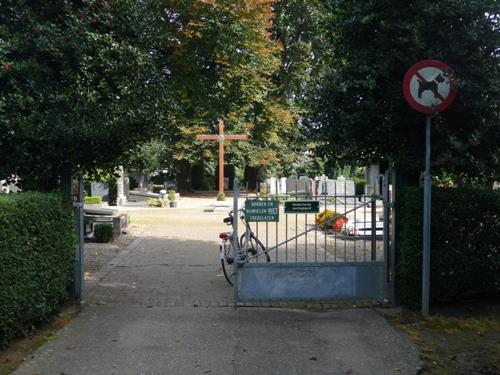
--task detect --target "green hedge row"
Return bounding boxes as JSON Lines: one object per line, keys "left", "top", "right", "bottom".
{"left": 0, "top": 193, "right": 75, "bottom": 347}
{"left": 399, "top": 187, "right": 500, "bottom": 308}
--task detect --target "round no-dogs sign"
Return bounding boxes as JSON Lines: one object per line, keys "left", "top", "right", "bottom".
{"left": 403, "top": 60, "right": 456, "bottom": 114}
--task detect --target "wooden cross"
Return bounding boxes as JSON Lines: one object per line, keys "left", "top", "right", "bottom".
{"left": 196, "top": 119, "right": 248, "bottom": 195}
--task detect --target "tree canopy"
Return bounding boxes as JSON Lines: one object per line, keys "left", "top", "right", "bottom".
{"left": 162, "top": 0, "right": 299, "bottom": 176}
{"left": 310, "top": 0, "right": 500, "bottom": 183}
{"left": 0, "top": 0, "right": 169, "bottom": 189}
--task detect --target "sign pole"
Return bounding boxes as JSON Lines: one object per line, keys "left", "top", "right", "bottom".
{"left": 421, "top": 115, "right": 432, "bottom": 317}
{"left": 403, "top": 59, "right": 456, "bottom": 317}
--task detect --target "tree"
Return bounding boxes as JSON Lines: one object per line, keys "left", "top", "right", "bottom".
{"left": 0, "top": 0, "right": 171, "bottom": 190}
{"left": 159, "top": 0, "right": 298, "bottom": 185}
{"left": 310, "top": 0, "right": 500, "bottom": 183}
{"left": 127, "top": 139, "right": 167, "bottom": 190}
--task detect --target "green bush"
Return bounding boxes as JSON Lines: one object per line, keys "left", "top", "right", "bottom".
{"left": 84, "top": 196, "right": 102, "bottom": 205}
{"left": 0, "top": 193, "right": 74, "bottom": 347}
{"left": 152, "top": 184, "right": 164, "bottom": 193}
{"left": 168, "top": 190, "right": 177, "bottom": 201}
{"left": 147, "top": 198, "right": 164, "bottom": 207}
{"left": 217, "top": 192, "right": 225, "bottom": 201}
{"left": 354, "top": 177, "right": 366, "bottom": 195}
{"left": 93, "top": 223, "right": 114, "bottom": 243}
{"left": 399, "top": 187, "right": 500, "bottom": 308}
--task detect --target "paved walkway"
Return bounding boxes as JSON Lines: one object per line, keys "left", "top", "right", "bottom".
{"left": 13, "top": 208, "right": 420, "bottom": 375}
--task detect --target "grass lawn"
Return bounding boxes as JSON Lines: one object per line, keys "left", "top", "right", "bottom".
{"left": 391, "top": 304, "right": 500, "bottom": 375}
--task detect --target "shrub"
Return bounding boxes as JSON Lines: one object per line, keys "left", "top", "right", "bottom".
{"left": 217, "top": 192, "right": 225, "bottom": 201}
{"left": 93, "top": 223, "right": 114, "bottom": 243}
{"left": 152, "top": 184, "right": 164, "bottom": 193}
{"left": 168, "top": 190, "right": 177, "bottom": 201}
{"left": 354, "top": 177, "right": 366, "bottom": 195}
{"left": 84, "top": 196, "right": 102, "bottom": 205}
{"left": 147, "top": 198, "right": 164, "bottom": 207}
{"left": 0, "top": 193, "right": 74, "bottom": 347}
{"left": 399, "top": 187, "right": 500, "bottom": 308}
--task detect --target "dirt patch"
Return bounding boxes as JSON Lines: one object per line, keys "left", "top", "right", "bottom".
{"left": 389, "top": 304, "right": 500, "bottom": 375}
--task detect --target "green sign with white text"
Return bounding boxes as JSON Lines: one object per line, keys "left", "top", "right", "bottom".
{"left": 284, "top": 201, "right": 320, "bottom": 214}
{"left": 245, "top": 199, "right": 279, "bottom": 222}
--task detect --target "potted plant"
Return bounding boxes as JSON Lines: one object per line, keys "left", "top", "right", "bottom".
{"left": 168, "top": 189, "right": 177, "bottom": 208}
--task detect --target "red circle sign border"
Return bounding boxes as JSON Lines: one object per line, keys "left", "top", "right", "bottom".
{"left": 403, "top": 60, "right": 457, "bottom": 115}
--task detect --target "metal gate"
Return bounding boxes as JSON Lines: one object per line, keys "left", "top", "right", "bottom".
{"left": 231, "top": 172, "right": 391, "bottom": 304}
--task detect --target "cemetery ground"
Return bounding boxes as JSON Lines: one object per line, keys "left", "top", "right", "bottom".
{"left": 0, "top": 197, "right": 498, "bottom": 375}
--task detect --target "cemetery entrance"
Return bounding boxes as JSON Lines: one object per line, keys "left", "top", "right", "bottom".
{"left": 231, "top": 173, "right": 391, "bottom": 304}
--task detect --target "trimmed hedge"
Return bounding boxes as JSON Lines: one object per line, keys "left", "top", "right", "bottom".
{"left": 399, "top": 187, "right": 500, "bottom": 308}
{"left": 0, "top": 193, "right": 74, "bottom": 347}
{"left": 93, "top": 223, "right": 114, "bottom": 243}
{"left": 84, "top": 195, "right": 102, "bottom": 205}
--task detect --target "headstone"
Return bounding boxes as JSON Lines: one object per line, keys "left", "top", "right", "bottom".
{"left": 279, "top": 177, "right": 287, "bottom": 195}
{"left": 332, "top": 179, "right": 356, "bottom": 204}
{"left": 365, "top": 164, "right": 380, "bottom": 195}
{"left": 286, "top": 178, "right": 310, "bottom": 198}
{"left": 116, "top": 166, "right": 127, "bottom": 206}
{"left": 91, "top": 182, "right": 109, "bottom": 202}
{"left": 268, "top": 177, "right": 278, "bottom": 195}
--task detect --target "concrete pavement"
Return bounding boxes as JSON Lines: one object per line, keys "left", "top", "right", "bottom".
{"left": 13, "top": 208, "right": 420, "bottom": 375}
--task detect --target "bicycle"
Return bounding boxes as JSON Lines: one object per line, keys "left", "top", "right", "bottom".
{"left": 219, "top": 209, "right": 271, "bottom": 285}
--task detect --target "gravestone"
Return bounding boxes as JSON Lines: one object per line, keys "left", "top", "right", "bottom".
{"left": 91, "top": 182, "right": 109, "bottom": 202}
{"left": 286, "top": 178, "right": 310, "bottom": 198}
{"left": 279, "top": 177, "right": 287, "bottom": 195}
{"left": 332, "top": 178, "right": 356, "bottom": 205}
{"left": 267, "top": 177, "right": 278, "bottom": 195}
{"left": 365, "top": 164, "right": 380, "bottom": 195}
{"left": 116, "top": 166, "right": 127, "bottom": 206}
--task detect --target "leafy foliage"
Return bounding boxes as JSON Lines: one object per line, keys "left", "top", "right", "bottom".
{"left": 84, "top": 196, "right": 102, "bottom": 205}
{"left": 399, "top": 187, "right": 500, "bottom": 308}
{"left": 93, "top": 223, "right": 114, "bottom": 242}
{"left": 311, "top": 0, "right": 500, "bottom": 181}
{"left": 0, "top": 193, "right": 74, "bottom": 347}
{"left": 162, "top": 0, "right": 298, "bottom": 177}
{"left": 0, "top": 0, "right": 171, "bottom": 190}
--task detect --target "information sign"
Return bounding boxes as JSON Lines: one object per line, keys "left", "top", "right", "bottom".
{"left": 245, "top": 200, "right": 279, "bottom": 222}
{"left": 284, "top": 201, "right": 319, "bottom": 214}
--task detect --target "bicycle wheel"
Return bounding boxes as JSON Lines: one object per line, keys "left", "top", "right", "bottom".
{"left": 221, "top": 241, "right": 235, "bottom": 286}
{"left": 240, "top": 233, "right": 271, "bottom": 263}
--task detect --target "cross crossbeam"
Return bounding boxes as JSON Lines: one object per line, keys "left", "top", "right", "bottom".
{"left": 196, "top": 119, "right": 248, "bottom": 195}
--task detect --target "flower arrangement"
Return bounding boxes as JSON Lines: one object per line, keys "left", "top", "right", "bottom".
{"left": 316, "top": 209, "right": 348, "bottom": 232}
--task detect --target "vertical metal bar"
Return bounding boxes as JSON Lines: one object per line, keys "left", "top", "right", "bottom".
{"left": 334, "top": 182, "right": 337, "bottom": 262}
{"left": 285, "top": 182, "right": 288, "bottom": 262}
{"left": 422, "top": 116, "right": 432, "bottom": 317}
{"left": 275, "top": 178, "right": 278, "bottom": 262}
{"left": 232, "top": 178, "right": 240, "bottom": 305}
{"left": 305, "top": 182, "right": 308, "bottom": 261}
{"left": 256, "top": 181, "right": 259, "bottom": 263}
{"left": 344, "top": 180, "right": 347, "bottom": 261}
{"left": 75, "top": 172, "right": 85, "bottom": 303}
{"left": 295, "top": 180, "right": 298, "bottom": 262}
{"left": 353, "top": 190, "right": 357, "bottom": 261}
{"left": 324, "top": 190, "right": 327, "bottom": 262}
{"left": 363, "top": 195, "right": 367, "bottom": 261}
{"left": 371, "top": 195, "right": 377, "bottom": 261}
{"left": 382, "top": 170, "right": 390, "bottom": 283}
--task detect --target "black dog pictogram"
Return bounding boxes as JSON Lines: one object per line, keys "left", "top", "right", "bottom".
{"left": 417, "top": 73, "right": 445, "bottom": 99}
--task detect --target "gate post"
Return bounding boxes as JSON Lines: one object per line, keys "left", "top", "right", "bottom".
{"left": 232, "top": 178, "right": 240, "bottom": 305}
{"left": 73, "top": 172, "right": 85, "bottom": 303}
{"left": 381, "top": 170, "right": 391, "bottom": 300}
